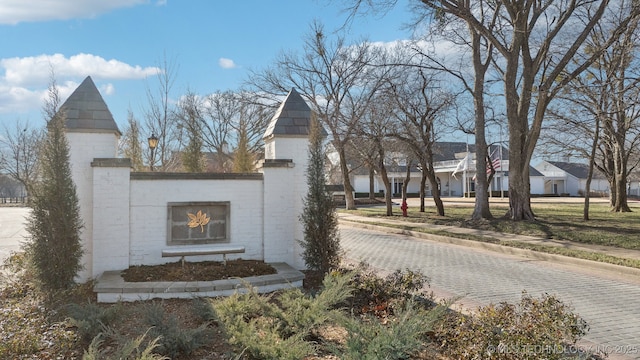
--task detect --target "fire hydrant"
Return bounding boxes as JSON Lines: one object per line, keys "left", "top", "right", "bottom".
{"left": 401, "top": 200, "right": 408, "bottom": 217}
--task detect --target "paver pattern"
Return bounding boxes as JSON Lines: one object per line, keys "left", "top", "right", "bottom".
{"left": 339, "top": 224, "right": 640, "bottom": 359}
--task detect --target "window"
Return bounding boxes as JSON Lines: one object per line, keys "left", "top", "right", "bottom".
{"left": 167, "top": 202, "right": 230, "bottom": 245}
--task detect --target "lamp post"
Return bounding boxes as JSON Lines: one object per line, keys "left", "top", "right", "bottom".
{"left": 148, "top": 133, "right": 158, "bottom": 171}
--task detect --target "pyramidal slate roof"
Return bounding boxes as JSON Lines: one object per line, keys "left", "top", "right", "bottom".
{"left": 58, "top": 76, "right": 121, "bottom": 135}
{"left": 264, "top": 88, "right": 324, "bottom": 139}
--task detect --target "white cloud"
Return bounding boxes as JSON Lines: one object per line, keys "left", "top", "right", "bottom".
{"left": 1, "top": 53, "right": 160, "bottom": 87}
{"left": 0, "top": 53, "right": 160, "bottom": 114}
{"left": 218, "top": 58, "right": 238, "bottom": 69}
{"left": 100, "top": 83, "right": 116, "bottom": 96}
{"left": 0, "top": 0, "right": 148, "bottom": 25}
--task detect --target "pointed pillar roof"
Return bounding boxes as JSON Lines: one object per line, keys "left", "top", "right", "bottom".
{"left": 58, "top": 76, "right": 121, "bottom": 135}
{"left": 264, "top": 88, "right": 322, "bottom": 139}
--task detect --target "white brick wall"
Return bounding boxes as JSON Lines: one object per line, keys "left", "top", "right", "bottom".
{"left": 263, "top": 135, "right": 309, "bottom": 269}
{"left": 92, "top": 165, "right": 130, "bottom": 275}
{"left": 69, "top": 130, "right": 310, "bottom": 278}
{"left": 128, "top": 178, "right": 264, "bottom": 266}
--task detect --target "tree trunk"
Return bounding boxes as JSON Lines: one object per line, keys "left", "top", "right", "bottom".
{"left": 402, "top": 159, "right": 412, "bottom": 203}
{"left": 608, "top": 175, "right": 617, "bottom": 207}
{"left": 368, "top": 166, "right": 376, "bottom": 200}
{"left": 469, "top": 28, "right": 493, "bottom": 221}
{"left": 337, "top": 146, "right": 356, "bottom": 210}
{"left": 508, "top": 164, "right": 535, "bottom": 220}
{"left": 428, "top": 170, "right": 444, "bottom": 216}
{"left": 378, "top": 147, "right": 393, "bottom": 216}
{"left": 611, "top": 143, "right": 631, "bottom": 212}
{"left": 380, "top": 166, "right": 393, "bottom": 216}
{"left": 505, "top": 88, "right": 537, "bottom": 221}
{"left": 508, "top": 128, "right": 535, "bottom": 220}
{"left": 612, "top": 172, "right": 631, "bottom": 212}
{"left": 419, "top": 169, "right": 427, "bottom": 212}
{"left": 584, "top": 111, "right": 600, "bottom": 221}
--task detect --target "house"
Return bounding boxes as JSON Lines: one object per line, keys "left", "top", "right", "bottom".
{"left": 534, "top": 161, "right": 610, "bottom": 197}
{"left": 351, "top": 142, "right": 546, "bottom": 197}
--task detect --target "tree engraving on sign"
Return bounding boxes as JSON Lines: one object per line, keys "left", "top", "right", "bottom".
{"left": 187, "top": 210, "right": 210, "bottom": 232}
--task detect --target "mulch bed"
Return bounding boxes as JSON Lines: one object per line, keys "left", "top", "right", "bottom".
{"left": 121, "top": 259, "right": 277, "bottom": 282}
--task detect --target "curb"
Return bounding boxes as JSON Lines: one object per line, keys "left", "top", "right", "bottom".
{"left": 339, "top": 219, "right": 640, "bottom": 279}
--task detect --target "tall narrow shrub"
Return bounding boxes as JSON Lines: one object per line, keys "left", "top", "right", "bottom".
{"left": 232, "top": 121, "right": 255, "bottom": 172}
{"left": 24, "top": 112, "right": 83, "bottom": 292}
{"left": 299, "top": 117, "right": 340, "bottom": 274}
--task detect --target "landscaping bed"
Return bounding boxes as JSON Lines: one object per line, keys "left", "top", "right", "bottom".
{"left": 121, "top": 259, "right": 277, "bottom": 282}
{"left": 1, "top": 254, "right": 597, "bottom": 359}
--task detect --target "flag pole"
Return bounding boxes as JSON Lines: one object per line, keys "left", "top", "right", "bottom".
{"left": 489, "top": 146, "right": 493, "bottom": 199}
{"left": 500, "top": 125, "right": 504, "bottom": 199}
{"left": 464, "top": 141, "right": 469, "bottom": 198}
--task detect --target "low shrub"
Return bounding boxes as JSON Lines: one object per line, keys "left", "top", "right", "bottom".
{"left": 66, "top": 301, "right": 124, "bottom": 342}
{"left": 210, "top": 273, "right": 355, "bottom": 359}
{"left": 435, "top": 291, "right": 590, "bottom": 360}
{"left": 143, "top": 301, "right": 211, "bottom": 358}
{"left": 82, "top": 331, "right": 168, "bottom": 360}
{"left": 345, "top": 263, "right": 433, "bottom": 316}
{"left": 210, "top": 269, "right": 448, "bottom": 359}
{"left": 339, "top": 300, "right": 446, "bottom": 360}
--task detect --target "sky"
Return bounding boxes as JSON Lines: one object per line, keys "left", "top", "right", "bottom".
{"left": 0, "top": 0, "right": 416, "bottom": 131}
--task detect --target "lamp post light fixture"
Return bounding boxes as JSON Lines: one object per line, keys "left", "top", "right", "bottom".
{"left": 148, "top": 133, "right": 158, "bottom": 171}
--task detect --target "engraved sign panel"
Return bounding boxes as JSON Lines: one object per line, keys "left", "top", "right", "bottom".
{"left": 167, "top": 202, "right": 229, "bottom": 245}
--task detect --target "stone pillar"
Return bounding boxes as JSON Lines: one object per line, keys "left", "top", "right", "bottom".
{"left": 91, "top": 158, "right": 131, "bottom": 276}
{"left": 262, "top": 137, "right": 309, "bottom": 270}
{"left": 66, "top": 132, "right": 120, "bottom": 281}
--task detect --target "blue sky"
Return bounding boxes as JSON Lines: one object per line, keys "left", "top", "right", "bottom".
{"left": 0, "top": 0, "right": 415, "bottom": 130}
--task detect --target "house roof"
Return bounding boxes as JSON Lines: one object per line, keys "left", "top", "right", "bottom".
{"left": 58, "top": 76, "right": 121, "bottom": 135}
{"left": 529, "top": 166, "right": 544, "bottom": 177}
{"left": 547, "top": 161, "right": 606, "bottom": 179}
{"left": 432, "top": 142, "right": 507, "bottom": 162}
{"left": 263, "top": 88, "right": 326, "bottom": 139}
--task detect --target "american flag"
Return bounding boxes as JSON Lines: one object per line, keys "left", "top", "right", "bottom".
{"left": 486, "top": 150, "right": 501, "bottom": 174}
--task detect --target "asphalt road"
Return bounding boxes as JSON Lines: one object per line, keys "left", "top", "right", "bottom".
{"left": 339, "top": 224, "right": 640, "bottom": 360}
{"left": 0, "top": 207, "right": 30, "bottom": 265}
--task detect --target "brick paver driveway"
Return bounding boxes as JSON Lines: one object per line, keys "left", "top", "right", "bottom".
{"left": 339, "top": 224, "right": 640, "bottom": 359}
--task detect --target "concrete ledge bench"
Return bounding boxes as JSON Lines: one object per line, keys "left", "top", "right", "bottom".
{"left": 161, "top": 245, "right": 245, "bottom": 266}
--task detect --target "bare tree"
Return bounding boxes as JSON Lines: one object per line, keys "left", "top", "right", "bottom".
{"left": 143, "top": 54, "right": 180, "bottom": 171}
{"left": 343, "top": 0, "right": 640, "bottom": 220}
{"left": 589, "top": 10, "right": 640, "bottom": 212}
{"left": 235, "top": 93, "right": 274, "bottom": 154}
{"left": 119, "top": 110, "right": 145, "bottom": 171}
{"left": 201, "top": 90, "right": 238, "bottom": 172}
{"left": 0, "top": 120, "right": 42, "bottom": 195}
{"left": 0, "top": 175, "right": 24, "bottom": 202}
{"left": 546, "top": 8, "right": 640, "bottom": 213}
{"left": 1, "top": 68, "right": 62, "bottom": 196}
{"left": 247, "top": 21, "right": 390, "bottom": 209}
{"left": 356, "top": 99, "right": 395, "bottom": 215}
{"left": 176, "top": 89, "right": 206, "bottom": 172}
{"left": 431, "top": 0, "right": 640, "bottom": 220}
{"left": 386, "top": 68, "right": 451, "bottom": 216}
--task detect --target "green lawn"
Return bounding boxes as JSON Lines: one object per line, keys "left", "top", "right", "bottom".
{"left": 343, "top": 201, "right": 640, "bottom": 250}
